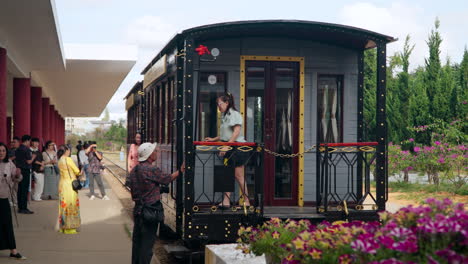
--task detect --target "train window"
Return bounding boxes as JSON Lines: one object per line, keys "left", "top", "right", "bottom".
{"left": 159, "top": 84, "right": 165, "bottom": 144}
{"left": 317, "top": 75, "right": 343, "bottom": 143}
{"left": 164, "top": 82, "right": 170, "bottom": 144}
{"left": 155, "top": 85, "right": 160, "bottom": 143}
{"left": 198, "top": 72, "right": 227, "bottom": 140}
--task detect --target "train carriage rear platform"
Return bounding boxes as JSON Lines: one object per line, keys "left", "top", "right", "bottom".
{"left": 124, "top": 19, "right": 395, "bottom": 253}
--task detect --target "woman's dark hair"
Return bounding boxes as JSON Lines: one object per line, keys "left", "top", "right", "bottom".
{"left": 0, "top": 142, "right": 9, "bottom": 163}
{"left": 44, "top": 141, "right": 54, "bottom": 151}
{"left": 218, "top": 92, "right": 237, "bottom": 115}
{"left": 57, "top": 145, "right": 69, "bottom": 160}
{"left": 83, "top": 143, "right": 89, "bottom": 149}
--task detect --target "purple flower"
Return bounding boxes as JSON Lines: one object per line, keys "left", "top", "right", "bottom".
{"left": 414, "top": 146, "right": 421, "bottom": 152}
{"left": 436, "top": 249, "right": 468, "bottom": 263}
{"left": 350, "top": 233, "right": 379, "bottom": 254}
{"left": 408, "top": 138, "right": 414, "bottom": 142}
{"left": 435, "top": 141, "right": 441, "bottom": 146}
{"left": 379, "top": 235, "right": 395, "bottom": 249}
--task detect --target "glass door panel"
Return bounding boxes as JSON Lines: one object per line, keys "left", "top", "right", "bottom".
{"left": 245, "top": 61, "right": 299, "bottom": 206}
{"left": 274, "top": 67, "right": 295, "bottom": 199}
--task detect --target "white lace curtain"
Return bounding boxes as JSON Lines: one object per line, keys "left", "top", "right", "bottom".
{"left": 319, "top": 80, "right": 340, "bottom": 143}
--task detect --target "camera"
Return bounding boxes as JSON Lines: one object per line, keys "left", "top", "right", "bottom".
{"left": 160, "top": 184, "right": 169, "bottom": 194}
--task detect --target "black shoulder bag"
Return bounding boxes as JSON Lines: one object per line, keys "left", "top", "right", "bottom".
{"left": 65, "top": 158, "right": 82, "bottom": 192}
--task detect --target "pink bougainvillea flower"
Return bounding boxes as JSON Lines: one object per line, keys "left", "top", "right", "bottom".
{"left": 414, "top": 146, "right": 421, "bottom": 152}
{"left": 435, "top": 141, "right": 441, "bottom": 145}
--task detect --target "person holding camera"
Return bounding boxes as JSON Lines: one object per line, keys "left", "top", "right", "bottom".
{"left": 15, "top": 135, "right": 36, "bottom": 214}
{"left": 85, "top": 142, "right": 108, "bottom": 200}
{"left": 0, "top": 142, "right": 27, "bottom": 259}
{"left": 126, "top": 142, "right": 184, "bottom": 264}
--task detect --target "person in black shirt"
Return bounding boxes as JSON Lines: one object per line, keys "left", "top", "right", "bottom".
{"left": 8, "top": 137, "right": 20, "bottom": 163}
{"left": 15, "top": 135, "right": 36, "bottom": 214}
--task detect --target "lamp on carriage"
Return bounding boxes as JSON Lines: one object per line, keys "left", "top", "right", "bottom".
{"left": 211, "top": 48, "right": 220, "bottom": 57}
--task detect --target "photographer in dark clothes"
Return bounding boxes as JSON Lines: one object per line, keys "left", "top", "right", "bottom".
{"left": 15, "top": 135, "right": 36, "bottom": 214}
{"left": 126, "top": 143, "right": 184, "bottom": 264}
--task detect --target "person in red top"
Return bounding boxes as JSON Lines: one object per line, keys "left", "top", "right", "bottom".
{"left": 127, "top": 132, "right": 141, "bottom": 173}
{"left": 126, "top": 142, "right": 184, "bottom": 264}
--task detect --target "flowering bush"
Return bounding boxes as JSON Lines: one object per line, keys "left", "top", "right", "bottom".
{"left": 388, "top": 143, "right": 416, "bottom": 181}
{"left": 237, "top": 199, "right": 468, "bottom": 263}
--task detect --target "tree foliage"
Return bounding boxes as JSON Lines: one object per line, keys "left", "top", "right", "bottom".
{"left": 364, "top": 18, "right": 467, "bottom": 145}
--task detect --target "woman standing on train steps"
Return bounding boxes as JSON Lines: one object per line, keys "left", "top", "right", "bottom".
{"left": 0, "top": 142, "right": 27, "bottom": 260}
{"left": 205, "top": 93, "right": 251, "bottom": 208}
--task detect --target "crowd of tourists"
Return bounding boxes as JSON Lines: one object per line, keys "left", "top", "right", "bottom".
{"left": 0, "top": 136, "right": 108, "bottom": 260}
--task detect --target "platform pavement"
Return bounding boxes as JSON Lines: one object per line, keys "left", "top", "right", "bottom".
{"left": 0, "top": 171, "right": 132, "bottom": 264}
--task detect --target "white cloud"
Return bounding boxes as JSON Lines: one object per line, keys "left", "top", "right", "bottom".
{"left": 124, "top": 15, "right": 178, "bottom": 49}
{"left": 338, "top": 1, "right": 456, "bottom": 70}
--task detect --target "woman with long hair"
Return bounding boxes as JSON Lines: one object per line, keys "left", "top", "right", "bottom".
{"left": 127, "top": 132, "right": 142, "bottom": 173}
{"left": 57, "top": 145, "right": 81, "bottom": 234}
{"left": 205, "top": 93, "right": 250, "bottom": 207}
{"left": 0, "top": 142, "right": 27, "bottom": 259}
{"left": 42, "top": 141, "right": 58, "bottom": 200}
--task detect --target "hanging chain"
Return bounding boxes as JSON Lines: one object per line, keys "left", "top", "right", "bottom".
{"left": 263, "top": 145, "right": 317, "bottom": 158}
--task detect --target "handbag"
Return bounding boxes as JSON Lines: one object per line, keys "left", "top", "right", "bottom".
{"left": 45, "top": 152, "right": 60, "bottom": 175}
{"left": 53, "top": 165, "right": 60, "bottom": 175}
{"left": 141, "top": 201, "right": 164, "bottom": 223}
{"left": 65, "top": 159, "right": 82, "bottom": 192}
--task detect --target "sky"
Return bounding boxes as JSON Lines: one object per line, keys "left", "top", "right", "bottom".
{"left": 54, "top": 0, "right": 468, "bottom": 122}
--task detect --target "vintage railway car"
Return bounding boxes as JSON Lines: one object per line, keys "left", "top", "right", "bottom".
{"left": 125, "top": 20, "right": 395, "bottom": 245}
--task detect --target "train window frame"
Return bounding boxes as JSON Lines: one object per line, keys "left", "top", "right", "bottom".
{"left": 197, "top": 72, "right": 227, "bottom": 141}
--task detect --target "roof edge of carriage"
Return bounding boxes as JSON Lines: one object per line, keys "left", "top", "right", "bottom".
{"left": 141, "top": 20, "right": 397, "bottom": 75}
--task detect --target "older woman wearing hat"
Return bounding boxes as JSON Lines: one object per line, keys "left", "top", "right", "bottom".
{"left": 126, "top": 142, "right": 184, "bottom": 264}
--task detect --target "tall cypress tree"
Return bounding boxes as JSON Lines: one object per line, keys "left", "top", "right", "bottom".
{"left": 396, "top": 35, "right": 415, "bottom": 140}
{"left": 409, "top": 67, "right": 431, "bottom": 144}
{"left": 458, "top": 47, "right": 468, "bottom": 118}
{"left": 387, "top": 54, "right": 403, "bottom": 143}
{"left": 364, "top": 48, "right": 377, "bottom": 141}
{"left": 438, "top": 58, "right": 455, "bottom": 121}
{"left": 424, "top": 18, "right": 443, "bottom": 120}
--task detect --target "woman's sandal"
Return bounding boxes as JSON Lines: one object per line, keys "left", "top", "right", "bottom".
{"left": 217, "top": 202, "right": 231, "bottom": 209}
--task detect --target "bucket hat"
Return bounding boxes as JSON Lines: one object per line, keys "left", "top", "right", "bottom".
{"left": 138, "top": 142, "right": 157, "bottom": 162}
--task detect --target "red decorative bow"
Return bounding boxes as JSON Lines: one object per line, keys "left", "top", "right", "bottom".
{"left": 195, "top": 45, "right": 210, "bottom": 55}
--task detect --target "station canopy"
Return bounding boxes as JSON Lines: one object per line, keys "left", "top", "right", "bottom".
{"left": 0, "top": 0, "right": 136, "bottom": 117}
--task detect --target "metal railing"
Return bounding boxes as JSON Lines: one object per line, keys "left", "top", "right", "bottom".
{"left": 191, "top": 141, "right": 263, "bottom": 215}
{"left": 316, "top": 142, "right": 384, "bottom": 213}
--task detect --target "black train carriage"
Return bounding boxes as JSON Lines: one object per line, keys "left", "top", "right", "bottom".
{"left": 125, "top": 20, "right": 396, "bottom": 246}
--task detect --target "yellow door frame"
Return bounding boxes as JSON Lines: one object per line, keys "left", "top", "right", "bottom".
{"left": 240, "top": 55, "right": 305, "bottom": 207}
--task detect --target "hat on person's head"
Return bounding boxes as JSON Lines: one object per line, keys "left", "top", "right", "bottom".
{"left": 138, "top": 142, "right": 157, "bottom": 162}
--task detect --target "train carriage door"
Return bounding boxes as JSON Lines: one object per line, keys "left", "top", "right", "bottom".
{"left": 245, "top": 60, "right": 299, "bottom": 206}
